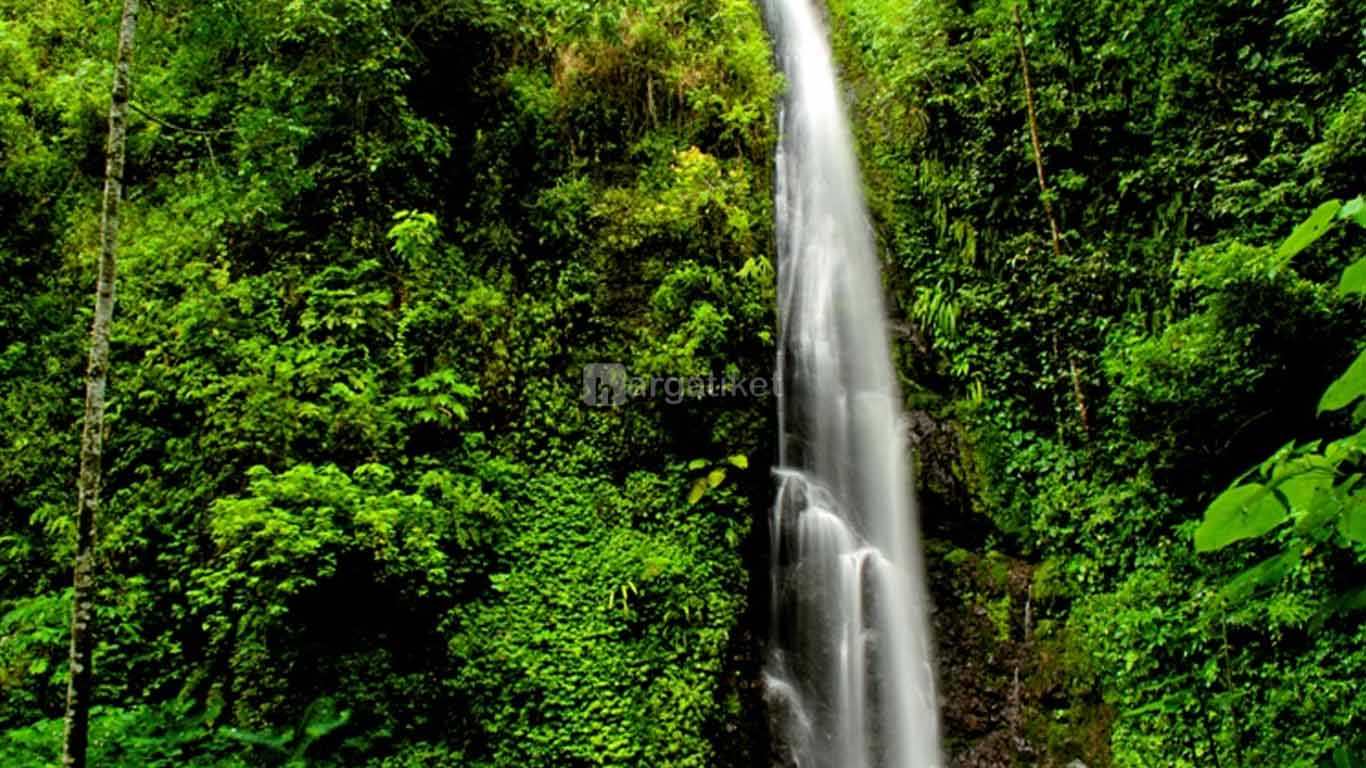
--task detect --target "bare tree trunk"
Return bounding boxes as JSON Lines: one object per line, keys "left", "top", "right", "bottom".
{"left": 1012, "top": 4, "right": 1063, "bottom": 259}
{"left": 63, "top": 1, "right": 139, "bottom": 765}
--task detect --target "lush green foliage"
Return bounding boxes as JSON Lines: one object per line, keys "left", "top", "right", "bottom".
{"left": 1, "top": 0, "right": 776, "bottom": 764}
{"left": 1195, "top": 200, "right": 1366, "bottom": 558}
{"left": 827, "top": 0, "right": 1366, "bottom": 764}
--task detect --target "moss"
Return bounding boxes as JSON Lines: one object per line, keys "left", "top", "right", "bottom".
{"left": 985, "top": 594, "right": 1014, "bottom": 643}
{"left": 1032, "top": 556, "right": 1069, "bottom": 601}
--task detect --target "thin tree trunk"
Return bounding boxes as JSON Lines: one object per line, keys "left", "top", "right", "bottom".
{"left": 1053, "top": 332, "right": 1091, "bottom": 437}
{"left": 1012, "top": 4, "right": 1063, "bottom": 259}
{"left": 63, "top": 1, "right": 139, "bottom": 765}
{"left": 1068, "top": 353, "right": 1091, "bottom": 436}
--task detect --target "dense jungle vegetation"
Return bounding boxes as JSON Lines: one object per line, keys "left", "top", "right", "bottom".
{"left": 0, "top": 0, "right": 1362, "bottom": 765}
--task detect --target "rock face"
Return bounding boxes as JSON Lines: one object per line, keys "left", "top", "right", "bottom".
{"left": 906, "top": 408, "right": 974, "bottom": 541}
{"left": 909, "top": 408, "right": 1114, "bottom": 768}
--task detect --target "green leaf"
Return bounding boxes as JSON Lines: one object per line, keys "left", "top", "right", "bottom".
{"left": 1194, "top": 483, "right": 1290, "bottom": 552}
{"left": 1341, "top": 493, "right": 1366, "bottom": 544}
{"left": 1338, "top": 195, "right": 1364, "bottom": 223}
{"left": 706, "top": 468, "right": 727, "bottom": 488}
{"left": 726, "top": 454, "right": 749, "bottom": 470}
{"left": 1326, "top": 432, "right": 1366, "bottom": 465}
{"left": 1258, "top": 440, "right": 1298, "bottom": 475}
{"left": 686, "top": 458, "right": 709, "bottom": 471}
{"left": 687, "top": 478, "right": 709, "bottom": 505}
{"left": 1331, "top": 747, "right": 1365, "bottom": 768}
{"left": 1271, "top": 456, "right": 1335, "bottom": 511}
{"left": 1319, "top": 349, "right": 1366, "bottom": 414}
{"left": 1276, "top": 200, "right": 1341, "bottom": 263}
{"left": 1215, "top": 548, "right": 1301, "bottom": 606}
{"left": 1338, "top": 257, "right": 1366, "bottom": 297}
{"left": 1293, "top": 484, "right": 1343, "bottom": 541}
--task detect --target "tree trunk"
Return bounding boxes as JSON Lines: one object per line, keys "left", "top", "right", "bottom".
{"left": 1012, "top": 4, "right": 1063, "bottom": 259}
{"left": 62, "top": 1, "right": 139, "bottom": 765}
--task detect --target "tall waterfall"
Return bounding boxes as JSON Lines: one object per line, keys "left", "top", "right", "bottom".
{"left": 762, "top": 1, "right": 942, "bottom": 766}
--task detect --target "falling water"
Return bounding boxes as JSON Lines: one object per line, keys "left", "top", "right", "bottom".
{"left": 762, "top": 0, "right": 942, "bottom": 765}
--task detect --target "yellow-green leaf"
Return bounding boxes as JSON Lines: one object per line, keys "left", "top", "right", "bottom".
{"left": 1338, "top": 257, "right": 1366, "bottom": 297}
{"left": 687, "top": 478, "right": 709, "bottom": 505}
{"left": 1319, "top": 350, "right": 1366, "bottom": 415}
{"left": 1339, "top": 195, "right": 1363, "bottom": 226}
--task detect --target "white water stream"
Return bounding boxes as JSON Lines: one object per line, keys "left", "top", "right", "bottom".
{"left": 763, "top": 1, "right": 942, "bottom": 764}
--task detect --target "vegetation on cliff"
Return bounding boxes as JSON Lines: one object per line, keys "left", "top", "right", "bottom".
{"left": 827, "top": 0, "right": 1365, "bottom": 763}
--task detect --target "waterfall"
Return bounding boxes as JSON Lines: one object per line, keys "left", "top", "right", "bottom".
{"left": 762, "top": 1, "right": 942, "bottom": 765}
